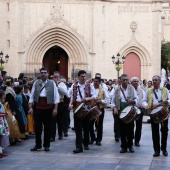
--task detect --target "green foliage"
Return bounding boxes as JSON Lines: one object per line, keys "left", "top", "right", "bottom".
{"left": 0, "top": 65, "right": 4, "bottom": 71}
{"left": 161, "top": 42, "right": 170, "bottom": 70}
{"left": 115, "top": 65, "right": 122, "bottom": 71}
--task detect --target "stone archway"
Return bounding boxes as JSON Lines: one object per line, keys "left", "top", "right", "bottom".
{"left": 43, "top": 46, "right": 68, "bottom": 78}
{"left": 24, "top": 25, "right": 89, "bottom": 78}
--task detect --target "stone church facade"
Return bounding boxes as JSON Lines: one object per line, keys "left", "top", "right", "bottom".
{"left": 0, "top": 0, "right": 168, "bottom": 80}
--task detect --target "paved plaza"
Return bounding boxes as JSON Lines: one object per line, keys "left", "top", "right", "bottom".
{"left": 1, "top": 109, "right": 170, "bottom": 170}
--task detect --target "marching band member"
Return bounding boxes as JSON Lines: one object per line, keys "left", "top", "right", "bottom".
{"left": 143, "top": 75, "right": 170, "bottom": 157}
{"left": 111, "top": 74, "right": 138, "bottom": 153}
{"left": 69, "top": 70, "right": 96, "bottom": 153}
{"left": 89, "top": 77, "right": 110, "bottom": 146}
{"left": 131, "top": 77, "right": 145, "bottom": 147}
{"left": 29, "top": 67, "right": 59, "bottom": 152}
{"left": 50, "top": 72, "right": 69, "bottom": 141}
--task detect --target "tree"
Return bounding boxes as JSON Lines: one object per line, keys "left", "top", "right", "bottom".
{"left": 161, "top": 42, "right": 170, "bottom": 70}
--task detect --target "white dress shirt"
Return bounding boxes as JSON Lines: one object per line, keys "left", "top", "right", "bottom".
{"left": 94, "top": 87, "right": 110, "bottom": 105}
{"left": 29, "top": 79, "right": 60, "bottom": 104}
{"left": 70, "top": 82, "right": 96, "bottom": 102}
{"left": 110, "top": 85, "right": 138, "bottom": 108}
{"left": 142, "top": 88, "right": 170, "bottom": 107}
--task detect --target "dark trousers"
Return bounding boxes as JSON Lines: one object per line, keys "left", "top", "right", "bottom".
{"left": 74, "top": 114, "right": 90, "bottom": 149}
{"left": 135, "top": 110, "right": 143, "bottom": 143}
{"left": 62, "top": 104, "right": 69, "bottom": 133}
{"left": 119, "top": 119, "right": 134, "bottom": 149}
{"left": 50, "top": 102, "right": 64, "bottom": 138}
{"left": 151, "top": 118, "right": 168, "bottom": 152}
{"left": 33, "top": 108, "right": 53, "bottom": 148}
{"left": 90, "top": 108, "right": 104, "bottom": 142}
{"left": 113, "top": 114, "right": 120, "bottom": 139}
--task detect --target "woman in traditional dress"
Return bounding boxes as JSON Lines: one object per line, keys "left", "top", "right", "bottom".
{"left": 4, "top": 76, "right": 25, "bottom": 144}
{"left": 14, "top": 85, "right": 28, "bottom": 130}
{"left": 0, "top": 90, "right": 10, "bottom": 158}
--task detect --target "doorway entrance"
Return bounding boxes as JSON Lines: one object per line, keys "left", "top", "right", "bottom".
{"left": 43, "top": 46, "right": 68, "bottom": 78}
{"left": 123, "top": 52, "right": 141, "bottom": 79}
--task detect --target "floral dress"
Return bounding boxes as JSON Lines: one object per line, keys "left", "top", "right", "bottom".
{"left": 0, "top": 102, "right": 10, "bottom": 149}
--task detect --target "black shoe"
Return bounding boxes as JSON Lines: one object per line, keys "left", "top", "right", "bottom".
{"left": 44, "top": 147, "right": 50, "bottom": 152}
{"left": 71, "top": 127, "right": 75, "bottom": 131}
{"left": 135, "top": 143, "right": 140, "bottom": 147}
{"left": 162, "top": 150, "right": 168, "bottom": 157}
{"left": 64, "top": 132, "right": 68, "bottom": 137}
{"left": 129, "top": 147, "right": 135, "bottom": 153}
{"left": 153, "top": 151, "right": 160, "bottom": 157}
{"left": 30, "top": 146, "right": 42, "bottom": 151}
{"left": 58, "top": 136, "right": 63, "bottom": 140}
{"left": 84, "top": 146, "right": 89, "bottom": 150}
{"left": 120, "top": 148, "right": 127, "bottom": 153}
{"left": 115, "top": 138, "right": 119, "bottom": 142}
{"left": 68, "top": 125, "right": 71, "bottom": 129}
{"left": 96, "top": 142, "right": 101, "bottom": 146}
{"left": 89, "top": 140, "right": 95, "bottom": 144}
{"left": 50, "top": 138, "right": 55, "bottom": 142}
{"left": 73, "top": 148, "right": 83, "bottom": 153}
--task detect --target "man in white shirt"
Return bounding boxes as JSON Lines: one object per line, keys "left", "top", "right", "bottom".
{"left": 111, "top": 74, "right": 138, "bottom": 153}
{"left": 143, "top": 75, "right": 170, "bottom": 157}
{"left": 50, "top": 72, "right": 69, "bottom": 141}
{"left": 29, "top": 67, "right": 60, "bottom": 152}
{"left": 89, "top": 77, "right": 110, "bottom": 146}
{"left": 69, "top": 70, "right": 96, "bottom": 153}
{"left": 131, "top": 77, "right": 145, "bottom": 147}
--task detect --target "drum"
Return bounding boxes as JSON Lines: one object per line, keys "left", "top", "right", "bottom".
{"left": 74, "top": 103, "right": 91, "bottom": 119}
{"left": 90, "top": 105, "right": 102, "bottom": 121}
{"left": 150, "top": 106, "right": 169, "bottom": 123}
{"left": 119, "top": 106, "right": 136, "bottom": 123}
{"left": 134, "top": 106, "right": 141, "bottom": 120}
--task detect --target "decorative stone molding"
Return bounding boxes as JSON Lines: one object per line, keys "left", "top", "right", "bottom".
{"left": 119, "top": 21, "right": 151, "bottom": 79}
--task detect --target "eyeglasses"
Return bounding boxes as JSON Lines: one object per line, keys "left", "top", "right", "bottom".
{"left": 41, "top": 72, "right": 47, "bottom": 74}
{"left": 123, "top": 79, "right": 128, "bottom": 81}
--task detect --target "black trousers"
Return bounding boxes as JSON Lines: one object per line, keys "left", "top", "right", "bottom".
{"left": 50, "top": 102, "right": 64, "bottom": 138}
{"left": 134, "top": 109, "right": 143, "bottom": 143}
{"left": 33, "top": 108, "right": 53, "bottom": 148}
{"left": 62, "top": 104, "right": 69, "bottom": 133}
{"left": 74, "top": 114, "right": 90, "bottom": 149}
{"left": 119, "top": 118, "right": 134, "bottom": 149}
{"left": 113, "top": 114, "right": 120, "bottom": 139}
{"left": 90, "top": 108, "right": 105, "bottom": 142}
{"left": 151, "top": 118, "right": 168, "bottom": 152}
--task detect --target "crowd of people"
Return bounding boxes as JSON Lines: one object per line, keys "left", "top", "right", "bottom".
{"left": 0, "top": 68, "right": 170, "bottom": 158}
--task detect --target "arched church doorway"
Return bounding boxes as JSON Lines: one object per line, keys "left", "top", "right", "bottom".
{"left": 43, "top": 46, "right": 68, "bottom": 78}
{"left": 123, "top": 52, "right": 141, "bottom": 79}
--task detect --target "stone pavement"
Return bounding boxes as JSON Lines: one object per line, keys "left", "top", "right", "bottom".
{"left": 1, "top": 109, "right": 170, "bottom": 170}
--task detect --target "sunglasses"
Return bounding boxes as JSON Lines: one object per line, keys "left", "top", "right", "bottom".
{"left": 41, "top": 72, "right": 47, "bottom": 74}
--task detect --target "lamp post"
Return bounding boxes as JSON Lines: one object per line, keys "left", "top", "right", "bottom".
{"left": 0, "top": 51, "right": 9, "bottom": 66}
{"left": 111, "top": 53, "right": 125, "bottom": 79}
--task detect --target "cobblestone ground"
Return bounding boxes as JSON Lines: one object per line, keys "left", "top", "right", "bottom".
{"left": 1, "top": 109, "right": 170, "bottom": 170}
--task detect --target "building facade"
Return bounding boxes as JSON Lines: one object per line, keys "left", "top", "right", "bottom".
{"left": 0, "top": 0, "right": 165, "bottom": 80}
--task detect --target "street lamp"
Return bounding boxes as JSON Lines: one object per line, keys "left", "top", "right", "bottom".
{"left": 0, "top": 51, "right": 9, "bottom": 66}
{"left": 111, "top": 53, "right": 125, "bottom": 79}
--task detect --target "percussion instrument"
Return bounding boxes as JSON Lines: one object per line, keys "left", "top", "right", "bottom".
{"left": 74, "top": 103, "right": 91, "bottom": 119}
{"left": 90, "top": 105, "right": 102, "bottom": 121}
{"left": 134, "top": 106, "right": 141, "bottom": 120}
{"left": 150, "top": 106, "right": 169, "bottom": 123}
{"left": 119, "top": 106, "right": 136, "bottom": 123}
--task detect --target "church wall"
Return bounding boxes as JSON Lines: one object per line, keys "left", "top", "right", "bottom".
{"left": 0, "top": 0, "right": 163, "bottom": 80}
